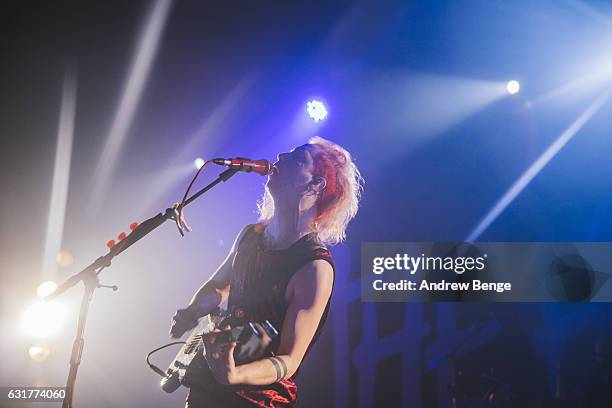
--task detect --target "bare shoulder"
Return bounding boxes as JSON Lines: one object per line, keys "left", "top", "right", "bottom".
{"left": 230, "top": 224, "right": 257, "bottom": 251}
{"left": 288, "top": 260, "right": 334, "bottom": 302}
{"left": 238, "top": 223, "right": 258, "bottom": 240}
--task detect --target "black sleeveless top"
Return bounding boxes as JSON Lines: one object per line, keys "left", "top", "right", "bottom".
{"left": 229, "top": 224, "right": 335, "bottom": 349}
{"left": 187, "top": 223, "right": 335, "bottom": 408}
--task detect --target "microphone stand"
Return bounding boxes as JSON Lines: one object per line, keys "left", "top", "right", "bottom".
{"left": 47, "top": 168, "right": 239, "bottom": 408}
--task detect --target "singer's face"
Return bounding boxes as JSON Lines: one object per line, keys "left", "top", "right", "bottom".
{"left": 267, "top": 144, "right": 318, "bottom": 197}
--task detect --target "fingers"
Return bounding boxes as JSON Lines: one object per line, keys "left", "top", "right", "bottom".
{"left": 206, "top": 326, "right": 232, "bottom": 346}
{"left": 226, "top": 341, "right": 237, "bottom": 366}
{"left": 170, "top": 326, "right": 188, "bottom": 338}
{"left": 210, "top": 325, "right": 230, "bottom": 335}
{"left": 169, "top": 325, "right": 181, "bottom": 338}
{"left": 206, "top": 339, "right": 235, "bottom": 363}
{"left": 169, "top": 318, "right": 188, "bottom": 338}
{"left": 209, "top": 342, "right": 236, "bottom": 360}
{"left": 171, "top": 314, "right": 190, "bottom": 328}
{"left": 207, "top": 328, "right": 227, "bottom": 344}
{"left": 169, "top": 308, "right": 198, "bottom": 338}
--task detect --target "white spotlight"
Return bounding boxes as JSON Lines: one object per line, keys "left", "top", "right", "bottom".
{"left": 36, "top": 281, "right": 58, "bottom": 299}
{"left": 28, "top": 344, "right": 51, "bottom": 363}
{"left": 194, "top": 158, "right": 205, "bottom": 170}
{"left": 506, "top": 80, "right": 520, "bottom": 95}
{"left": 21, "top": 301, "right": 67, "bottom": 338}
{"left": 306, "top": 100, "right": 328, "bottom": 122}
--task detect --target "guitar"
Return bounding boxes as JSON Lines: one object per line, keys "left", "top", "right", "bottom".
{"left": 160, "top": 308, "right": 278, "bottom": 393}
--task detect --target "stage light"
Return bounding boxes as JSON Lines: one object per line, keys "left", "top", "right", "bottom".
{"left": 42, "top": 70, "right": 76, "bottom": 279}
{"left": 194, "top": 158, "right": 205, "bottom": 170}
{"left": 21, "top": 301, "right": 67, "bottom": 338}
{"left": 89, "top": 0, "right": 173, "bottom": 211}
{"left": 28, "top": 344, "right": 51, "bottom": 363}
{"left": 36, "top": 281, "right": 58, "bottom": 299}
{"left": 467, "top": 90, "right": 610, "bottom": 242}
{"left": 506, "top": 80, "right": 520, "bottom": 95}
{"left": 306, "top": 100, "right": 328, "bottom": 122}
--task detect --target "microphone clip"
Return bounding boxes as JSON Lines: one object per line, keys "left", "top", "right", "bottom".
{"left": 170, "top": 203, "right": 192, "bottom": 237}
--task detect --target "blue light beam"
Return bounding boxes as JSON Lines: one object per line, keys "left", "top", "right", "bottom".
{"left": 466, "top": 89, "right": 611, "bottom": 242}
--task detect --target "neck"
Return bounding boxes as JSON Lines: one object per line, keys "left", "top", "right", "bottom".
{"left": 265, "top": 197, "right": 317, "bottom": 250}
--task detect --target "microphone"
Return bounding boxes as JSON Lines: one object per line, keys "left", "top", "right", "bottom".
{"left": 212, "top": 157, "right": 275, "bottom": 176}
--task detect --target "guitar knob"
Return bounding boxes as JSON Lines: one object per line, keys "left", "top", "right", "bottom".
{"left": 118, "top": 232, "right": 127, "bottom": 241}
{"left": 106, "top": 240, "right": 116, "bottom": 249}
{"left": 130, "top": 222, "right": 139, "bottom": 231}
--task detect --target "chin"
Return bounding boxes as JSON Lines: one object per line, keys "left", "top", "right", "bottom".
{"left": 265, "top": 177, "right": 277, "bottom": 191}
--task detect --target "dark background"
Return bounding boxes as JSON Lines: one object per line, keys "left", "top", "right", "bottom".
{"left": 2, "top": 1, "right": 612, "bottom": 407}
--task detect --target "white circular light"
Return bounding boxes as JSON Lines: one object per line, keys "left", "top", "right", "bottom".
{"left": 21, "top": 301, "right": 67, "bottom": 338}
{"left": 194, "top": 158, "right": 205, "bottom": 170}
{"left": 506, "top": 80, "right": 520, "bottom": 95}
{"left": 36, "top": 281, "right": 58, "bottom": 299}
{"left": 28, "top": 344, "right": 51, "bottom": 363}
{"left": 306, "top": 100, "right": 328, "bottom": 122}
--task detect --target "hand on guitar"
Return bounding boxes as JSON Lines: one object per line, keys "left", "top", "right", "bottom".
{"left": 203, "top": 323, "right": 274, "bottom": 385}
{"left": 169, "top": 303, "right": 204, "bottom": 338}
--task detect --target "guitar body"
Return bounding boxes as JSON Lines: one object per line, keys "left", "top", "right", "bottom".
{"left": 161, "top": 310, "right": 227, "bottom": 393}
{"left": 159, "top": 309, "right": 279, "bottom": 393}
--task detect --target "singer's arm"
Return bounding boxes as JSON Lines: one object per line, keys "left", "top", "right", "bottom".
{"left": 169, "top": 226, "right": 248, "bottom": 338}
{"left": 205, "top": 259, "right": 334, "bottom": 385}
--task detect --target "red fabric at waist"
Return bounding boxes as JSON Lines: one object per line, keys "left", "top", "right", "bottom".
{"left": 234, "top": 377, "right": 298, "bottom": 407}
